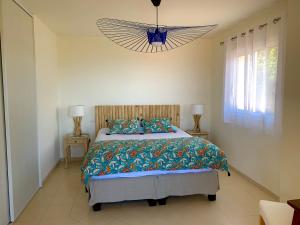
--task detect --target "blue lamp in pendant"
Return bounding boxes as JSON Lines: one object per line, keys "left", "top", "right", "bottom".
{"left": 147, "top": 0, "right": 167, "bottom": 47}
{"left": 147, "top": 27, "right": 167, "bottom": 46}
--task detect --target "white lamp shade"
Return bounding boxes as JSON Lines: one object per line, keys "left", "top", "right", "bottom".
{"left": 69, "top": 105, "right": 85, "bottom": 117}
{"left": 192, "top": 104, "right": 204, "bottom": 115}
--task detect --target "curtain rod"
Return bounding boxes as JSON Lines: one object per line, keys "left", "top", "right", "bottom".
{"left": 219, "top": 17, "right": 281, "bottom": 46}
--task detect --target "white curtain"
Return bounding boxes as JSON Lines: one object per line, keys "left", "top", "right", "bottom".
{"left": 224, "top": 18, "right": 284, "bottom": 131}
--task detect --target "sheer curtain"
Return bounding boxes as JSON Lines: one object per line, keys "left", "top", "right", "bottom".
{"left": 224, "top": 18, "right": 284, "bottom": 131}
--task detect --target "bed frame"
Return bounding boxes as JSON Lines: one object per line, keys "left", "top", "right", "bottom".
{"left": 88, "top": 104, "right": 219, "bottom": 211}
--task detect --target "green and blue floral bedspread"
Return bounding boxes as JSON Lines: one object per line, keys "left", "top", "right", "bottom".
{"left": 81, "top": 137, "right": 229, "bottom": 185}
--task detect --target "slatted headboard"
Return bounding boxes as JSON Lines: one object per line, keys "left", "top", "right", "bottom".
{"left": 95, "top": 105, "right": 180, "bottom": 134}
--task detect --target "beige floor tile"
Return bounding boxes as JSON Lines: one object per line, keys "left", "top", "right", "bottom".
{"left": 106, "top": 219, "right": 131, "bottom": 225}
{"left": 229, "top": 215, "right": 260, "bottom": 225}
{"left": 43, "top": 202, "right": 73, "bottom": 220}
{"left": 13, "top": 162, "right": 276, "bottom": 225}
{"left": 75, "top": 211, "right": 116, "bottom": 225}
{"left": 51, "top": 190, "right": 77, "bottom": 205}
{"left": 12, "top": 222, "right": 39, "bottom": 225}
{"left": 15, "top": 200, "right": 48, "bottom": 225}
{"left": 39, "top": 217, "right": 83, "bottom": 225}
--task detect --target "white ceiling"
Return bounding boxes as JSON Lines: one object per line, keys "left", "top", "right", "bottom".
{"left": 18, "top": 0, "right": 280, "bottom": 37}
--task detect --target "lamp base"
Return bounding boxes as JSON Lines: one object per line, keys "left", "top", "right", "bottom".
{"left": 73, "top": 117, "right": 82, "bottom": 136}
{"left": 193, "top": 114, "right": 201, "bottom": 132}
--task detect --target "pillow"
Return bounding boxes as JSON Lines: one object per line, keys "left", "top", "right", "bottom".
{"left": 107, "top": 119, "right": 140, "bottom": 134}
{"left": 171, "top": 125, "right": 178, "bottom": 133}
{"left": 142, "top": 118, "right": 176, "bottom": 133}
{"left": 138, "top": 126, "right": 145, "bottom": 135}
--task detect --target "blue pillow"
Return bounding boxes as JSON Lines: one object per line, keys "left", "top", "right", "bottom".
{"left": 142, "top": 118, "right": 176, "bottom": 133}
{"left": 171, "top": 125, "right": 178, "bottom": 133}
{"left": 138, "top": 126, "right": 145, "bottom": 135}
{"left": 107, "top": 119, "right": 140, "bottom": 134}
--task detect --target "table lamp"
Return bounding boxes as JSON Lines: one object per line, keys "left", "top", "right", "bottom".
{"left": 69, "top": 105, "right": 85, "bottom": 136}
{"left": 192, "top": 104, "right": 204, "bottom": 132}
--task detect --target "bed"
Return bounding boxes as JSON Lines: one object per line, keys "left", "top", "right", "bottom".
{"left": 82, "top": 105, "right": 229, "bottom": 211}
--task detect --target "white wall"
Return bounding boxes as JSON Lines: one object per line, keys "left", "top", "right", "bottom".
{"left": 280, "top": 0, "right": 300, "bottom": 201}
{"left": 58, "top": 36, "right": 213, "bottom": 156}
{"left": 210, "top": 1, "right": 287, "bottom": 196}
{"left": 33, "top": 17, "right": 60, "bottom": 183}
{"left": 1, "top": 0, "right": 39, "bottom": 219}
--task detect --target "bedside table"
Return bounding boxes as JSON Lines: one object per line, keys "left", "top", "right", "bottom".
{"left": 185, "top": 130, "right": 209, "bottom": 139}
{"left": 64, "top": 134, "right": 90, "bottom": 168}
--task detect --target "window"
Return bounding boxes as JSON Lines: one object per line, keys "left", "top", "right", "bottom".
{"left": 224, "top": 20, "right": 282, "bottom": 130}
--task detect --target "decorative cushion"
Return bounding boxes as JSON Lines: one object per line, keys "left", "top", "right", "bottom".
{"left": 171, "top": 125, "right": 178, "bottom": 132}
{"left": 138, "top": 126, "right": 145, "bottom": 134}
{"left": 259, "top": 200, "right": 294, "bottom": 225}
{"left": 107, "top": 119, "right": 140, "bottom": 134}
{"left": 142, "top": 118, "right": 175, "bottom": 133}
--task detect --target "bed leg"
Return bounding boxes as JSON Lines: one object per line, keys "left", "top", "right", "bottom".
{"left": 158, "top": 198, "right": 168, "bottom": 205}
{"left": 92, "top": 203, "right": 102, "bottom": 211}
{"left": 208, "top": 194, "right": 216, "bottom": 201}
{"left": 147, "top": 199, "right": 157, "bottom": 207}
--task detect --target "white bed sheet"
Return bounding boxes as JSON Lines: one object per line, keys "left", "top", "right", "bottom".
{"left": 95, "top": 127, "right": 191, "bottom": 142}
{"left": 91, "top": 169, "right": 213, "bottom": 180}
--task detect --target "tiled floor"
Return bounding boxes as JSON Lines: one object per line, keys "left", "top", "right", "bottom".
{"left": 13, "top": 161, "right": 275, "bottom": 225}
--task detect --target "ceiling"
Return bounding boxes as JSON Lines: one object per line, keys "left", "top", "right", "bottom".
{"left": 18, "top": 0, "right": 280, "bottom": 37}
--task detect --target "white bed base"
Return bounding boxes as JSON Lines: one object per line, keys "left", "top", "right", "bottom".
{"left": 88, "top": 169, "right": 219, "bottom": 206}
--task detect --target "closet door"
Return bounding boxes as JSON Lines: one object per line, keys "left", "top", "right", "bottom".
{"left": 0, "top": 42, "right": 9, "bottom": 225}
{"left": 1, "top": 0, "right": 39, "bottom": 220}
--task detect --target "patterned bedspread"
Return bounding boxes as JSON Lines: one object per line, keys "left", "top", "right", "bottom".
{"left": 81, "top": 137, "right": 229, "bottom": 185}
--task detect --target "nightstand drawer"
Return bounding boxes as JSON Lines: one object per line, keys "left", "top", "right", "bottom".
{"left": 68, "top": 138, "right": 87, "bottom": 144}
{"left": 185, "top": 130, "right": 209, "bottom": 140}
{"left": 193, "top": 134, "right": 209, "bottom": 139}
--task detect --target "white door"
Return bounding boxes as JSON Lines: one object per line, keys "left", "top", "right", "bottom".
{"left": 1, "top": 0, "right": 39, "bottom": 220}
{"left": 0, "top": 41, "right": 10, "bottom": 225}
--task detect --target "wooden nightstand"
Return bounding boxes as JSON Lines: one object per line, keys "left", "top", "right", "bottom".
{"left": 185, "top": 130, "right": 209, "bottom": 140}
{"left": 64, "top": 134, "right": 90, "bottom": 168}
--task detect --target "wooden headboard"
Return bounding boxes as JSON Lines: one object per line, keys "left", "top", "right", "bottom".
{"left": 95, "top": 105, "right": 180, "bottom": 134}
